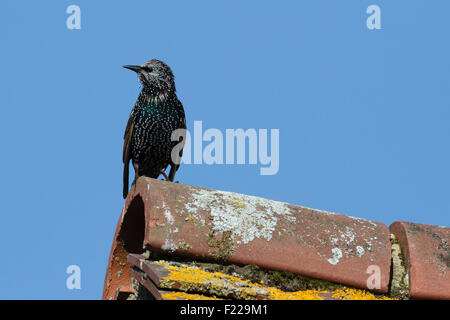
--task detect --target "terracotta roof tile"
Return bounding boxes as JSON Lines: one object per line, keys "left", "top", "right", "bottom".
{"left": 103, "top": 177, "right": 448, "bottom": 300}
{"left": 390, "top": 221, "right": 449, "bottom": 299}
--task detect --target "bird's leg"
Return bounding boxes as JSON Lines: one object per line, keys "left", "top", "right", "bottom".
{"left": 160, "top": 169, "right": 170, "bottom": 181}
{"left": 132, "top": 163, "right": 140, "bottom": 193}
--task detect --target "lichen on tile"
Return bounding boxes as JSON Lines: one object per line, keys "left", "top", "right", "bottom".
{"left": 184, "top": 188, "right": 296, "bottom": 244}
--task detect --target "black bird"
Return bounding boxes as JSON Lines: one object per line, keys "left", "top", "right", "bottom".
{"left": 122, "top": 59, "right": 186, "bottom": 199}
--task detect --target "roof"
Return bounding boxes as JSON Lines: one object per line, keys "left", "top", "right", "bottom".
{"left": 102, "top": 177, "right": 449, "bottom": 300}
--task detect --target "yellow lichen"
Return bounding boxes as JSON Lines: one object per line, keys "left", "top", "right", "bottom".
{"left": 154, "top": 260, "right": 325, "bottom": 300}
{"left": 226, "top": 199, "right": 247, "bottom": 209}
{"left": 153, "top": 260, "right": 395, "bottom": 300}
{"left": 265, "top": 288, "right": 325, "bottom": 300}
{"left": 331, "top": 288, "right": 396, "bottom": 300}
{"left": 162, "top": 292, "right": 223, "bottom": 300}
{"left": 186, "top": 214, "right": 197, "bottom": 222}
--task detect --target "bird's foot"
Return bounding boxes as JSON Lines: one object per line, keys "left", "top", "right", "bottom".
{"left": 160, "top": 169, "right": 170, "bottom": 181}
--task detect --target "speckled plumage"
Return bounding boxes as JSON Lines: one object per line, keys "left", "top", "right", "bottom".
{"left": 122, "top": 60, "right": 186, "bottom": 198}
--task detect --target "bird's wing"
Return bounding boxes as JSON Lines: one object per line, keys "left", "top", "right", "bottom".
{"left": 123, "top": 111, "right": 134, "bottom": 198}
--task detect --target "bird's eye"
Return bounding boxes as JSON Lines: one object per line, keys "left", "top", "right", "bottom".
{"left": 144, "top": 66, "right": 153, "bottom": 72}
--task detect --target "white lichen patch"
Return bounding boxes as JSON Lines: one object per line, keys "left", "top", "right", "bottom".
{"left": 163, "top": 203, "right": 175, "bottom": 225}
{"left": 160, "top": 201, "right": 180, "bottom": 251}
{"left": 330, "top": 236, "right": 339, "bottom": 245}
{"left": 184, "top": 199, "right": 207, "bottom": 226}
{"left": 185, "top": 188, "right": 296, "bottom": 244}
{"left": 161, "top": 238, "right": 178, "bottom": 252}
{"left": 322, "top": 224, "right": 374, "bottom": 264}
{"left": 356, "top": 245, "right": 365, "bottom": 257}
{"left": 347, "top": 215, "right": 378, "bottom": 228}
{"left": 340, "top": 227, "right": 356, "bottom": 246}
{"left": 327, "top": 248, "right": 343, "bottom": 265}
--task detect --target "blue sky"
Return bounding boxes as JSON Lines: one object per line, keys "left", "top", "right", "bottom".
{"left": 0, "top": 1, "right": 449, "bottom": 299}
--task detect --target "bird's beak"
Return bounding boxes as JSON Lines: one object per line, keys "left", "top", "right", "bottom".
{"left": 123, "top": 65, "right": 142, "bottom": 73}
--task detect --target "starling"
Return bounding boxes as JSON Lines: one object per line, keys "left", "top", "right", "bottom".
{"left": 122, "top": 59, "right": 186, "bottom": 199}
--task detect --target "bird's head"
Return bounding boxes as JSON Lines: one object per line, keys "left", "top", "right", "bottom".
{"left": 123, "top": 59, "right": 176, "bottom": 94}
